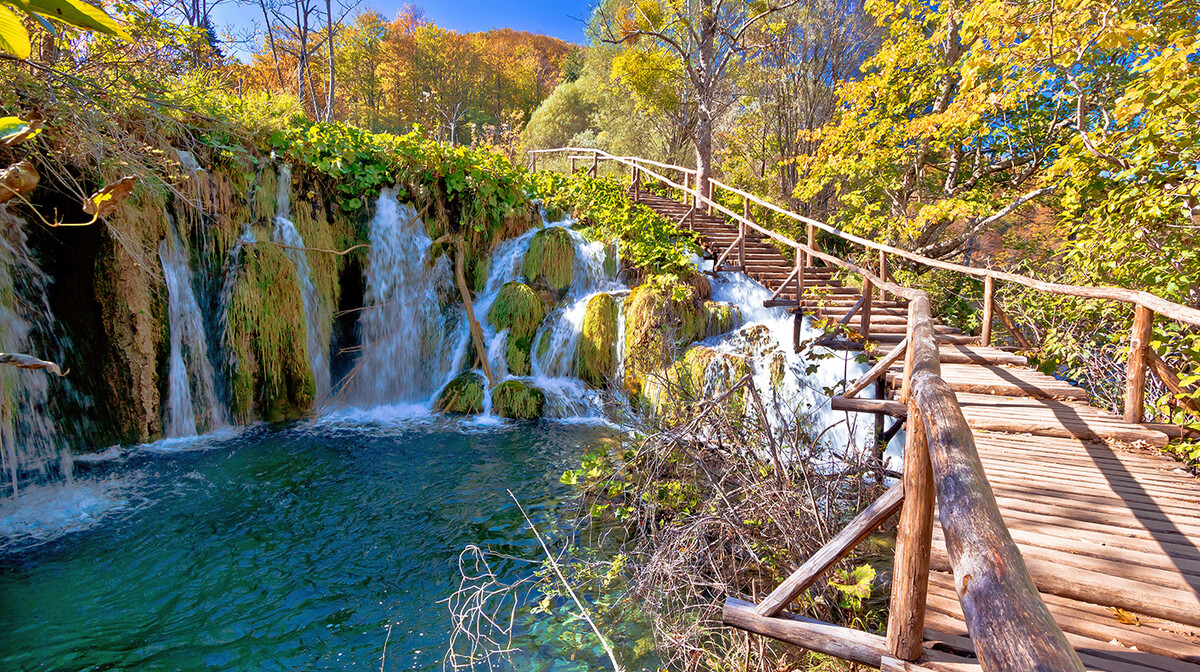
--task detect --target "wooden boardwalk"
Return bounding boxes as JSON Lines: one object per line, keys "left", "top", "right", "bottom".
{"left": 637, "top": 190, "right": 1200, "bottom": 672}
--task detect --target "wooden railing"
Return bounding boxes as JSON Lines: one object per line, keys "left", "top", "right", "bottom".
{"left": 531, "top": 147, "right": 1200, "bottom": 671}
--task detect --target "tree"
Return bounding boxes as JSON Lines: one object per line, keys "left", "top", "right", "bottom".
{"left": 595, "top": 0, "right": 798, "bottom": 192}
{"left": 797, "top": 0, "right": 1199, "bottom": 301}
{"left": 721, "top": 0, "right": 878, "bottom": 209}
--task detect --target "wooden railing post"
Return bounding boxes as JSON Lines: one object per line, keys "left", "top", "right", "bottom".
{"left": 795, "top": 252, "right": 804, "bottom": 310}
{"left": 981, "top": 276, "right": 995, "bottom": 346}
{"left": 861, "top": 278, "right": 873, "bottom": 340}
{"left": 531, "top": 152, "right": 537, "bottom": 172}
{"left": 570, "top": 156, "right": 577, "bottom": 174}
{"left": 740, "top": 196, "right": 748, "bottom": 269}
{"left": 1124, "top": 304, "right": 1154, "bottom": 423}
{"left": 806, "top": 223, "right": 816, "bottom": 267}
{"left": 879, "top": 250, "right": 888, "bottom": 302}
{"left": 632, "top": 165, "right": 640, "bottom": 203}
{"left": 886, "top": 300, "right": 934, "bottom": 661}
{"left": 591, "top": 151, "right": 598, "bottom": 177}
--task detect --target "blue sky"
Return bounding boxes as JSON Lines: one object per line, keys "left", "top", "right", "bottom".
{"left": 215, "top": 0, "right": 595, "bottom": 47}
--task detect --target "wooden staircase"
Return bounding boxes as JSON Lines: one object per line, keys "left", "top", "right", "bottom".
{"left": 634, "top": 187, "right": 1200, "bottom": 672}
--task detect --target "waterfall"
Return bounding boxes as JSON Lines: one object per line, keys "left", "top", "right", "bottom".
{"left": 159, "top": 222, "right": 227, "bottom": 437}
{"left": 273, "top": 165, "right": 331, "bottom": 399}
{"left": 0, "top": 213, "right": 71, "bottom": 498}
{"left": 355, "top": 189, "right": 454, "bottom": 404}
{"left": 705, "top": 268, "right": 879, "bottom": 465}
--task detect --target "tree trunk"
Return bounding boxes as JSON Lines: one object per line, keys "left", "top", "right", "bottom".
{"left": 324, "top": 0, "right": 335, "bottom": 122}
{"left": 695, "top": 110, "right": 713, "bottom": 203}
{"left": 452, "top": 237, "right": 495, "bottom": 386}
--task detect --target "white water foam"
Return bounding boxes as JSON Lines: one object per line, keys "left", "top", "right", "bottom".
{"left": 355, "top": 190, "right": 456, "bottom": 405}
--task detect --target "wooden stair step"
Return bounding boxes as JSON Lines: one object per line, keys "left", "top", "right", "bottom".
{"left": 938, "top": 345, "right": 1028, "bottom": 366}
{"left": 885, "top": 362, "right": 1087, "bottom": 401}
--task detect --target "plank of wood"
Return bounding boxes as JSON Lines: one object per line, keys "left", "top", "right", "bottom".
{"left": 938, "top": 345, "right": 1028, "bottom": 366}
{"left": 922, "top": 598, "right": 1196, "bottom": 672}
{"left": 888, "top": 363, "right": 1089, "bottom": 401}
{"left": 756, "top": 484, "right": 904, "bottom": 616}
{"left": 929, "top": 545, "right": 1200, "bottom": 628}
{"left": 927, "top": 571, "right": 1200, "bottom": 664}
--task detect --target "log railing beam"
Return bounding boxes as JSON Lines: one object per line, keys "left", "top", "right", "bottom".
{"left": 755, "top": 483, "right": 904, "bottom": 617}
{"left": 844, "top": 338, "right": 908, "bottom": 400}
{"left": 982, "top": 276, "right": 995, "bottom": 347}
{"left": 1124, "top": 304, "right": 1154, "bottom": 423}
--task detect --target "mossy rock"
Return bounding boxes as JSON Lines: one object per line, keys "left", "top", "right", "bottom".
{"left": 488, "top": 282, "right": 546, "bottom": 375}
{"left": 647, "top": 346, "right": 752, "bottom": 422}
{"left": 603, "top": 242, "right": 619, "bottom": 278}
{"left": 434, "top": 371, "right": 485, "bottom": 414}
{"left": 488, "top": 281, "right": 546, "bottom": 338}
{"left": 576, "top": 293, "right": 619, "bottom": 387}
{"left": 522, "top": 227, "right": 575, "bottom": 294}
{"left": 622, "top": 274, "right": 711, "bottom": 395}
{"left": 704, "top": 301, "right": 744, "bottom": 339}
{"left": 491, "top": 380, "right": 545, "bottom": 420}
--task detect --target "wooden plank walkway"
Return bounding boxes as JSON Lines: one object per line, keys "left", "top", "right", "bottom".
{"left": 636, "top": 190, "right": 1200, "bottom": 671}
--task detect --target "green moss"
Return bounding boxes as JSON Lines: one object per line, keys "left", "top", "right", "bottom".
{"left": 491, "top": 380, "right": 545, "bottom": 420}
{"left": 769, "top": 354, "right": 787, "bottom": 392}
{"left": 488, "top": 281, "right": 547, "bottom": 337}
{"left": 622, "top": 274, "right": 711, "bottom": 395}
{"left": 488, "top": 281, "right": 546, "bottom": 375}
{"left": 704, "top": 301, "right": 744, "bottom": 338}
{"left": 225, "top": 239, "right": 316, "bottom": 423}
{"left": 647, "top": 346, "right": 752, "bottom": 422}
{"left": 506, "top": 333, "right": 534, "bottom": 376}
{"left": 522, "top": 227, "right": 575, "bottom": 294}
{"left": 434, "top": 371, "right": 485, "bottom": 414}
{"left": 576, "top": 293, "right": 619, "bottom": 387}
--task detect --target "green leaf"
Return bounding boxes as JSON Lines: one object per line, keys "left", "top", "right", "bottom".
{"left": 13, "top": 0, "right": 131, "bottom": 41}
{"left": 0, "top": 115, "right": 41, "bottom": 145}
{"left": 0, "top": 6, "right": 31, "bottom": 59}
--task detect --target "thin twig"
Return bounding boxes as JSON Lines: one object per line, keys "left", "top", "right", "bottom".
{"left": 507, "top": 490, "right": 623, "bottom": 672}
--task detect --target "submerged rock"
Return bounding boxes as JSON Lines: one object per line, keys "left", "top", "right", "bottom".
{"left": 434, "top": 371, "right": 485, "bottom": 414}
{"left": 522, "top": 227, "right": 575, "bottom": 294}
{"left": 491, "top": 380, "right": 545, "bottom": 420}
{"left": 488, "top": 281, "right": 546, "bottom": 376}
{"left": 576, "top": 293, "right": 619, "bottom": 387}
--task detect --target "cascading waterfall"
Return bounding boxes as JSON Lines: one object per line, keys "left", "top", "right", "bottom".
{"left": 704, "top": 267, "right": 881, "bottom": 466}
{"left": 354, "top": 189, "right": 457, "bottom": 405}
{"left": 0, "top": 213, "right": 71, "bottom": 498}
{"left": 272, "top": 165, "right": 331, "bottom": 399}
{"left": 159, "top": 221, "right": 228, "bottom": 437}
